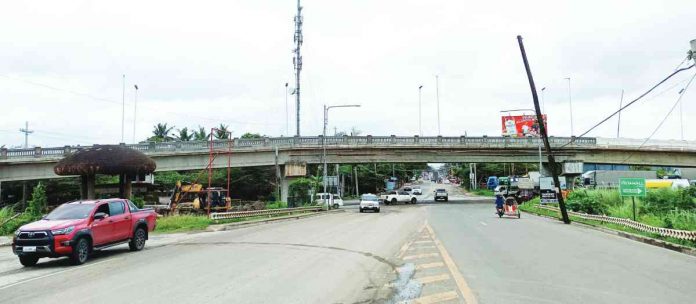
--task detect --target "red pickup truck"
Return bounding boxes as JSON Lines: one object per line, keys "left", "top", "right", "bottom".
{"left": 12, "top": 198, "right": 157, "bottom": 266}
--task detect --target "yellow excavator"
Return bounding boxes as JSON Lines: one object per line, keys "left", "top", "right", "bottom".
{"left": 170, "top": 181, "right": 232, "bottom": 214}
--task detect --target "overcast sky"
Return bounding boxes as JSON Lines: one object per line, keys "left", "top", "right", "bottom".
{"left": 1, "top": 0, "right": 695, "bottom": 148}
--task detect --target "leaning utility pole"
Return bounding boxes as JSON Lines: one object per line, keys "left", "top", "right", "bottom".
{"left": 517, "top": 35, "right": 571, "bottom": 224}
{"left": 293, "top": 0, "right": 304, "bottom": 136}
{"left": 19, "top": 121, "right": 33, "bottom": 148}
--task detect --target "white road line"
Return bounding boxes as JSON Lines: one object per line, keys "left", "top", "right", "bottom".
{"left": 480, "top": 221, "right": 487, "bottom": 226}
{"left": 0, "top": 258, "right": 116, "bottom": 291}
{"left": 417, "top": 273, "right": 450, "bottom": 284}
{"left": 411, "top": 291, "right": 459, "bottom": 304}
{"left": 403, "top": 253, "right": 439, "bottom": 260}
{"left": 426, "top": 222, "right": 479, "bottom": 304}
{"left": 415, "top": 262, "right": 445, "bottom": 270}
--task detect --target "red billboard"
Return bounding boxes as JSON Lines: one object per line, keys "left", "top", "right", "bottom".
{"left": 501, "top": 114, "right": 547, "bottom": 137}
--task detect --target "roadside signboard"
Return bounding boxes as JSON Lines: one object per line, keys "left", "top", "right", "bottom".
{"left": 619, "top": 178, "right": 646, "bottom": 197}
{"left": 501, "top": 114, "right": 548, "bottom": 138}
{"left": 539, "top": 177, "right": 567, "bottom": 204}
{"left": 619, "top": 178, "right": 646, "bottom": 221}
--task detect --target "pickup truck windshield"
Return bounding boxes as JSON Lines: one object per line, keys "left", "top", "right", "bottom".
{"left": 45, "top": 204, "right": 94, "bottom": 220}
{"left": 436, "top": 189, "right": 446, "bottom": 192}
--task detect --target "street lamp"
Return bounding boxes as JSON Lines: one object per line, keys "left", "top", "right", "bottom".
{"left": 564, "top": 77, "right": 574, "bottom": 137}
{"left": 323, "top": 104, "right": 361, "bottom": 210}
{"left": 133, "top": 84, "right": 139, "bottom": 143}
{"left": 418, "top": 85, "right": 423, "bottom": 136}
{"left": 541, "top": 87, "right": 546, "bottom": 114}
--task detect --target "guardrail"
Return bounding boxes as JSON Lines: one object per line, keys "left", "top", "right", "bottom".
{"left": 209, "top": 206, "right": 322, "bottom": 221}
{"left": 537, "top": 205, "right": 696, "bottom": 241}
{"left": 1, "top": 136, "right": 598, "bottom": 160}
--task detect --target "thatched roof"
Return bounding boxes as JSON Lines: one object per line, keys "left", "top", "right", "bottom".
{"left": 54, "top": 145, "right": 156, "bottom": 176}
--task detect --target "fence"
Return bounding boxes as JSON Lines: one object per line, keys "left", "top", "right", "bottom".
{"left": 209, "top": 206, "right": 322, "bottom": 221}
{"left": 1, "top": 136, "right": 599, "bottom": 160}
{"left": 537, "top": 205, "right": 696, "bottom": 241}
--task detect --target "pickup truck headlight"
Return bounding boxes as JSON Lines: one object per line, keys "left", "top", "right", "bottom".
{"left": 14, "top": 229, "right": 21, "bottom": 236}
{"left": 51, "top": 226, "right": 75, "bottom": 235}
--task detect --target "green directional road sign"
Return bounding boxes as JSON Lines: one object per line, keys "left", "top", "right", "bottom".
{"left": 619, "top": 178, "right": 646, "bottom": 197}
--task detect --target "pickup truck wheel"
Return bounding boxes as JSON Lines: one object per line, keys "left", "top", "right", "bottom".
{"left": 411, "top": 198, "right": 417, "bottom": 204}
{"left": 445, "top": 198, "right": 448, "bottom": 202}
{"left": 129, "top": 227, "right": 147, "bottom": 251}
{"left": 19, "top": 255, "right": 39, "bottom": 267}
{"left": 391, "top": 198, "right": 397, "bottom": 205}
{"left": 333, "top": 203, "right": 339, "bottom": 209}
{"left": 70, "top": 238, "right": 90, "bottom": 265}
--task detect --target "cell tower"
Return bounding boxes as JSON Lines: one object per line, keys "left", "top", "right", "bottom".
{"left": 293, "top": 0, "right": 303, "bottom": 136}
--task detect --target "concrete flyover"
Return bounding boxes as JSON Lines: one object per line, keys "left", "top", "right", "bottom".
{"left": 2, "top": 136, "right": 696, "bottom": 182}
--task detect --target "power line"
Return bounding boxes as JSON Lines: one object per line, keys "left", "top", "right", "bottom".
{"left": 622, "top": 71, "right": 696, "bottom": 163}
{"left": 562, "top": 62, "right": 694, "bottom": 147}
{"left": 0, "top": 74, "right": 283, "bottom": 127}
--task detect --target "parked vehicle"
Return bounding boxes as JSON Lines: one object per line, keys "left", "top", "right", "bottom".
{"left": 315, "top": 193, "right": 344, "bottom": 209}
{"left": 582, "top": 170, "right": 656, "bottom": 188}
{"left": 359, "top": 194, "right": 380, "bottom": 213}
{"left": 494, "top": 185, "right": 518, "bottom": 198}
{"left": 380, "top": 190, "right": 417, "bottom": 205}
{"left": 487, "top": 176, "right": 499, "bottom": 190}
{"left": 434, "top": 189, "right": 448, "bottom": 202}
{"left": 412, "top": 186, "right": 422, "bottom": 195}
{"left": 12, "top": 199, "right": 157, "bottom": 266}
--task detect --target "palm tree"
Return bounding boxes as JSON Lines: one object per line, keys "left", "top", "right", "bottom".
{"left": 193, "top": 126, "right": 209, "bottom": 141}
{"left": 175, "top": 127, "right": 193, "bottom": 141}
{"left": 214, "top": 124, "right": 231, "bottom": 140}
{"left": 150, "top": 123, "right": 175, "bottom": 142}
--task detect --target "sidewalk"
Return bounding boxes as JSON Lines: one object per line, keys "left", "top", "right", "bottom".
{"left": 0, "top": 236, "right": 10, "bottom": 247}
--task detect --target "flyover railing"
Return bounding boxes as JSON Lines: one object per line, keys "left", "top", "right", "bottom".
{"left": 2, "top": 135, "right": 599, "bottom": 160}
{"left": 209, "top": 206, "right": 322, "bottom": 221}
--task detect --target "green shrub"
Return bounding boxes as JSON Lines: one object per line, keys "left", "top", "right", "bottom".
{"left": 265, "top": 201, "right": 288, "bottom": 209}
{"left": 25, "top": 182, "right": 48, "bottom": 217}
{"left": 131, "top": 197, "right": 145, "bottom": 209}
{"left": 663, "top": 210, "right": 696, "bottom": 230}
{"left": 0, "top": 213, "right": 36, "bottom": 235}
{"left": 566, "top": 190, "right": 608, "bottom": 215}
{"left": 641, "top": 188, "right": 694, "bottom": 214}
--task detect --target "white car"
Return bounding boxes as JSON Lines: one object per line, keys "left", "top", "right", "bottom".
{"left": 359, "top": 194, "right": 380, "bottom": 213}
{"left": 315, "top": 193, "right": 344, "bottom": 209}
{"left": 412, "top": 187, "right": 422, "bottom": 195}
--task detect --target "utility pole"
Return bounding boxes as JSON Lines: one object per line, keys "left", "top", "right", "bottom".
{"left": 617, "top": 89, "right": 624, "bottom": 138}
{"left": 121, "top": 74, "right": 125, "bottom": 143}
{"left": 418, "top": 85, "right": 423, "bottom": 136}
{"left": 541, "top": 87, "right": 546, "bottom": 113}
{"left": 436, "top": 75, "right": 441, "bottom": 135}
{"left": 19, "top": 121, "right": 34, "bottom": 148}
{"left": 518, "top": 35, "right": 571, "bottom": 224}
{"left": 133, "top": 84, "right": 139, "bottom": 143}
{"left": 293, "top": 0, "right": 304, "bottom": 136}
{"left": 564, "top": 77, "right": 574, "bottom": 137}
{"left": 354, "top": 166, "right": 359, "bottom": 196}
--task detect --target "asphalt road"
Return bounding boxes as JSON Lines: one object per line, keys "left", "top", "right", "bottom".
{"left": 1, "top": 182, "right": 694, "bottom": 303}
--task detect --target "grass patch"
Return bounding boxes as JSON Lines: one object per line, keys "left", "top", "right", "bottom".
{"left": 265, "top": 201, "right": 288, "bottom": 209}
{"left": 154, "top": 215, "right": 213, "bottom": 233}
{"left": 470, "top": 189, "right": 494, "bottom": 196}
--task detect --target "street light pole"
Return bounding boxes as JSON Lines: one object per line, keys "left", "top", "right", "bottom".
{"left": 435, "top": 75, "right": 441, "bottom": 135}
{"left": 323, "top": 104, "right": 360, "bottom": 210}
{"left": 121, "top": 74, "right": 125, "bottom": 143}
{"left": 564, "top": 77, "right": 574, "bottom": 137}
{"left": 541, "top": 87, "right": 546, "bottom": 114}
{"left": 133, "top": 84, "right": 139, "bottom": 143}
{"left": 418, "top": 85, "right": 423, "bottom": 136}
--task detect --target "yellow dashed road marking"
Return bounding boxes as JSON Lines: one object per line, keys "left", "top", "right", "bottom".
{"left": 403, "top": 253, "right": 439, "bottom": 260}
{"left": 411, "top": 291, "right": 459, "bottom": 304}
{"left": 408, "top": 245, "right": 436, "bottom": 251}
{"left": 417, "top": 274, "right": 450, "bottom": 284}
{"left": 415, "top": 262, "right": 445, "bottom": 270}
{"left": 414, "top": 240, "right": 434, "bottom": 244}
{"left": 426, "top": 222, "right": 478, "bottom": 304}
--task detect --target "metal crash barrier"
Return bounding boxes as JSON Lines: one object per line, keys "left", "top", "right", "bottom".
{"left": 537, "top": 205, "right": 696, "bottom": 241}
{"left": 209, "top": 206, "right": 322, "bottom": 221}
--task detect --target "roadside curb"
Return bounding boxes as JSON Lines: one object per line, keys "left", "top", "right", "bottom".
{"left": 206, "top": 209, "right": 345, "bottom": 232}
{"left": 0, "top": 237, "right": 10, "bottom": 247}
{"left": 522, "top": 210, "right": 696, "bottom": 258}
